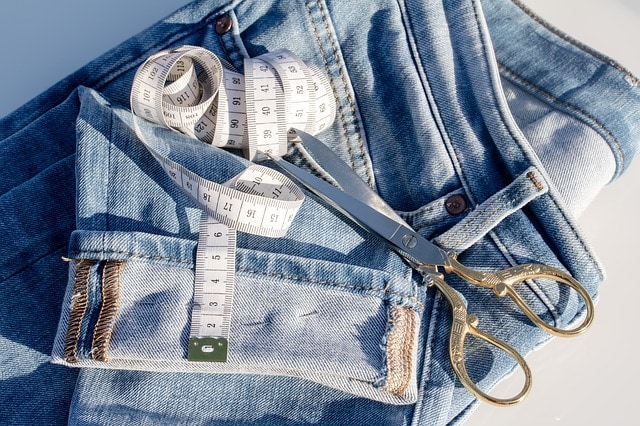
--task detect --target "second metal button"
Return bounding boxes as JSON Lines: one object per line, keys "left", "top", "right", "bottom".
{"left": 215, "top": 14, "right": 233, "bottom": 35}
{"left": 445, "top": 194, "right": 468, "bottom": 215}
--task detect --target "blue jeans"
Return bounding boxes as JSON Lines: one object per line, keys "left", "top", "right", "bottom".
{"left": 1, "top": 0, "right": 639, "bottom": 424}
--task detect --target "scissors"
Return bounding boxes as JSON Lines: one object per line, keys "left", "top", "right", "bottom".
{"left": 269, "top": 129, "right": 595, "bottom": 406}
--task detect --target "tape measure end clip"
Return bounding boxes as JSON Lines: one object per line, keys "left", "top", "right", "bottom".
{"left": 187, "top": 337, "right": 229, "bottom": 362}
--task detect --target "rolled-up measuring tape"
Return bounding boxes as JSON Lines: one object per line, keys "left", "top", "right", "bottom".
{"left": 130, "top": 45, "right": 335, "bottom": 362}
{"left": 131, "top": 45, "right": 334, "bottom": 161}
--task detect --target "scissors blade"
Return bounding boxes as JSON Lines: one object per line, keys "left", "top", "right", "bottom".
{"left": 269, "top": 153, "right": 449, "bottom": 268}
{"left": 291, "top": 129, "right": 405, "bottom": 225}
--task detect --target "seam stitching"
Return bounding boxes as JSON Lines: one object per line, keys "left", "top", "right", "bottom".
{"left": 384, "top": 306, "right": 417, "bottom": 395}
{"left": 315, "top": 0, "right": 374, "bottom": 187}
{"left": 396, "top": 0, "right": 474, "bottom": 206}
{"left": 67, "top": 251, "right": 422, "bottom": 308}
{"left": 498, "top": 62, "right": 624, "bottom": 173}
{"left": 91, "top": 260, "right": 124, "bottom": 361}
{"left": 304, "top": 0, "right": 374, "bottom": 187}
{"left": 527, "top": 171, "right": 544, "bottom": 191}
{"left": 238, "top": 266, "right": 424, "bottom": 310}
{"left": 511, "top": 0, "right": 639, "bottom": 84}
{"left": 470, "top": 0, "right": 603, "bottom": 277}
{"left": 63, "top": 259, "right": 96, "bottom": 363}
{"left": 68, "top": 250, "right": 193, "bottom": 265}
{"left": 303, "top": 0, "right": 357, "bottom": 173}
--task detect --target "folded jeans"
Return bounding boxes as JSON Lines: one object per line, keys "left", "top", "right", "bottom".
{"left": 1, "top": 0, "right": 639, "bottom": 425}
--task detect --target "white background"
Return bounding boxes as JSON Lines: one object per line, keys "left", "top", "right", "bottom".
{"left": 1, "top": 1, "right": 638, "bottom": 425}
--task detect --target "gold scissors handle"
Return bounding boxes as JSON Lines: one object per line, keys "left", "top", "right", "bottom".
{"left": 427, "top": 273, "right": 532, "bottom": 406}
{"left": 444, "top": 252, "right": 594, "bottom": 337}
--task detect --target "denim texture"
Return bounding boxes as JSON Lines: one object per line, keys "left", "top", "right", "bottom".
{"left": 1, "top": 0, "right": 639, "bottom": 424}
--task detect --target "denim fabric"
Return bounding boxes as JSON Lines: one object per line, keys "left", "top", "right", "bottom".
{"left": 1, "top": 0, "right": 639, "bottom": 425}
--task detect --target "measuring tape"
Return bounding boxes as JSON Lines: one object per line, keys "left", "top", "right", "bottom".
{"left": 130, "top": 45, "right": 335, "bottom": 362}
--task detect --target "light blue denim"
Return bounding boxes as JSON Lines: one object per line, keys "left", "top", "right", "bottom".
{"left": 1, "top": 0, "right": 639, "bottom": 424}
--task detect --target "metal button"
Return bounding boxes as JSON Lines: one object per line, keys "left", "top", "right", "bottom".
{"left": 215, "top": 14, "right": 233, "bottom": 35}
{"left": 445, "top": 194, "right": 468, "bottom": 215}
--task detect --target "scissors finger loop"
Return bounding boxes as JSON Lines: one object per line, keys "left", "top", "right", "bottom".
{"left": 498, "top": 265, "right": 594, "bottom": 336}
{"left": 465, "top": 324, "right": 533, "bottom": 406}
{"left": 445, "top": 253, "right": 594, "bottom": 337}
{"left": 427, "top": 273, "right": 532, "bottom": 406}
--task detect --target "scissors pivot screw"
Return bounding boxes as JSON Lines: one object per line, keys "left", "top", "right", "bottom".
{"left": 494, "top": 283, "right": 508, "bottom": 297}
{"left": 401, "top": 234, "right": 418, "bottom": 249}
{"left": 467, "top": 314, "right": 479, "bottom": 327}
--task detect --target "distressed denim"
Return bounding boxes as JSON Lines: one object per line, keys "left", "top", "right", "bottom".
{"left": 1, "top": 0, "right": 639, "bottom": 425}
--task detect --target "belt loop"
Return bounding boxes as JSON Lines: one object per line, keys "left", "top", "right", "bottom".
{"left": 435, "top": 166, "right": 548, "bottom": 252}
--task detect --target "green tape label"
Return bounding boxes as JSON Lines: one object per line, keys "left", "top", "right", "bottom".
{"left": 188, "top": 337, "right": 228, "bottom": 362}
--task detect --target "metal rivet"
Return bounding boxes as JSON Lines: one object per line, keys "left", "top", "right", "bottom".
{"left": 445, "top": 194, "right": 468, "bottom": 215}
{"left": 214, "top": 14, "right": 233, "bottom": 35}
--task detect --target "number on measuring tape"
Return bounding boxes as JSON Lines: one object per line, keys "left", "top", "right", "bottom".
{"left": 189, "top": 215, "right": 235, "bottom": 361}
{"left": 130, "top": 45, "right": 335, "bottom": 362}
